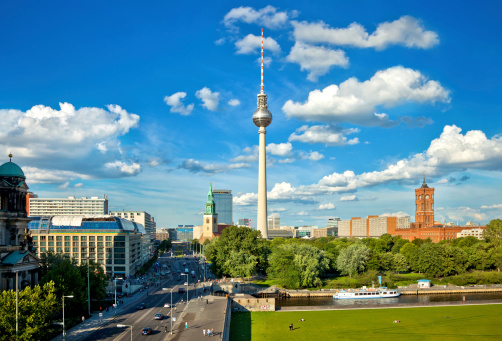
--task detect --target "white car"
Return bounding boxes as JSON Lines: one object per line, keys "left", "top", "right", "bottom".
{"left": 184, "top": 282, "right": 188, "bottom": 286}
{"left": 164, "top": 303, "right": 170, "bottom": 308}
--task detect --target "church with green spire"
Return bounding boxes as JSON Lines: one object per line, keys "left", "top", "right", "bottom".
{"left": 202, "top": 184, "right": 218, "bottom": 242}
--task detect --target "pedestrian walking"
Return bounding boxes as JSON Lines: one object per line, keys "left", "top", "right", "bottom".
{"left": 203, "top": 329, "right": 206, "bottom": 337}
{"left": 185, "top": 322, "right": 188, "bottom": 329}
{"left": 211, "top": 328, "right": 214, "bottom": 336}
{"left": 165, "top": 325, "right": 168, "bottom": 333}
{"left": 206, "top": 299, "right": 208, "bottom": 304}
{"left": 208, "top": 328, "right": 212, "bottom": 337}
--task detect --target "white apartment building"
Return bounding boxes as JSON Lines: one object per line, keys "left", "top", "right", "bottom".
{"left": 110, "top": 211, "right": 156, "bottom": 255}
{"left": 457, "top": 228, "right": 484, "bottom": 239}
{"left": 29, "top": 196, "right": 108, "bottom": 216}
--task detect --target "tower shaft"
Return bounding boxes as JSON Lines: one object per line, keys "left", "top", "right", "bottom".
{"left": 257, "top": 126, "right": 268, "bottom": 238}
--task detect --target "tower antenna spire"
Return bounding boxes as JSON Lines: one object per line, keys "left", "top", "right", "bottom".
{"left": 260, "top": 28, "right": 264, "bottom": 94}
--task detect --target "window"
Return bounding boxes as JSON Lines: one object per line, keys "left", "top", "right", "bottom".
{"left": 40, "top": 236, "right": 46, "bottom": 241}
{"left": 48, "top": 247, "right": 54, "bottom": 252}
{"left": 90, "top": 247, "right": 96, "bottom": 253}
{"left": 40, "top": 247, "right": 46, "bottom": 252}
{"left": 73, "top": 248, "right": 79, "bottom": 252}
{"left": 40, "top": 242, "right": 46, "bottom": 246}
{"left": 48, "top": 242, "right": 54, "bottom": 246}
{"left": 97, "top": 242, "right": 103, "bottom": 247}
{"left": 432, "top": 204, "right": 434, "bottom": 210}
{"left": 65, "top": 236, "right": 70, "bottom": 241}
{"left": 97, "top": 236, "right": 103, "bottom": 241}
{"left": 73, "top": 236, "right": 79, "bottom": 241}
{"left": 421, "top": 203, "right": 424, "bottom": 210}
{"left": 98, "top": 259, "right": 104, "bottom": 264}
{"left": 56, "top": 236, "right": 62, "bottom": 241}
{"left": 106, "top": 236, "right": 112, "bottom": 241}
{"left": 81, "top": 247, "right": 87, "bottom": 252}
{"left": 89, "top": 236, "right": 95, "bottom": 241}
{"left": 81, "top": 242, "right": 87, "bottom": 247}
{"left": 81, "top": 236, "right": 87, "bottom": 241}
{"left": 56, "top": 242, "right": 62, "bottom": 246}
{"left": 106, "top": 242, "right": 112, "bottom": 247}
{"left": 65, "top": 242, "right": 70, "bottom": 246}
{"left": 48, "top": 236, "right": 54, "bottom": 241}
{"left": 65, "top": 248, "right": 70, "bottom": 252}
{"left": 57, "top": 247, "right": 62, "bottom": 252}
{"left": 98, "top": 253, "right": 104, "bottom": 259}
{"left": 425, "top": 194, "right": 429, "bottom": 199}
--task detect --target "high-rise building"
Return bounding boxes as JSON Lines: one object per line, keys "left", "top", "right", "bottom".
{"left": 238, "top": 218, "right": 251, "bottom": 227}
{"left": 213, "top": 189, "right": 233, "bottom": 225}
{"left": 415, "top": 175, "right": 435, "bottom": 227}
{"left": 0, "top": 155, "right": 40, "bottom": 291}
{"left": 267, "top": 215, "right": 280, "bottom": 229}
{"left": 176, "top": 225, "right": 194, "bottom": 242}
{"left": 29, "top": 196, "right": 108, "bottom": 216}
{"left": 253, "top": 28, "right": 272, "bottom": 239}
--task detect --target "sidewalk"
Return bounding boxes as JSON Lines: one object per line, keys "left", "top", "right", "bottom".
{"left": 168, "top": 296, "right": 229, "bottom": 341}
{"left": 51, "top": 287, "right": 149, "bottom": 341}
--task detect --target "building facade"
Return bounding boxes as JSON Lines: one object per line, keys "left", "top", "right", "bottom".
{"left": 267, "top": 215, "right": 280, "bottom": 229}
{"left": 0, "top": 156, "right": 40, "bottom": 291}
{"left": 109, "top": 210, "right": 157, "bottom": 242}
{"left": 29, "top": 215, "right": 148, "bottom": 277}
{"left": 238, "top": 218, "right": 251, "bottom": 227}
{"left": 29, "top": 196, "right": 108, "bottom": 216}
{"left": 176, "top": 225, "right": 194, "bottom": 241}
{"left": 213, "top": 189, "right": 233, "bottom": 225}
{"left": 338, "top": 216, "right": 411, "bottom": 238}
{"left": 415, "top": 177, "right": 435, "bottom": 227}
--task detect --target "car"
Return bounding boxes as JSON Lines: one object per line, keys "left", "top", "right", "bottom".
{"left": 166, "top": 270, "right": 171, "bottom": 274}
{"left": 137, "top": 303, "right": 146, "bottom": 310}
{"left": 154, "top": 313, "right": 164, "bottom": 320}
{"left": 184, "top": 282, "right": 188, "bottom": 286}
{"left": 164, "top": 303, "right": 170, "bottom": 308}
{"left": 178, "top": 287, "right": 185, "bottom": 294}
{"left": 141, "top": 327, "right": 152, "bottom": 335}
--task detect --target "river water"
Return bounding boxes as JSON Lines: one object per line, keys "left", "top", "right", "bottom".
{"left": 277, "top": 292, "right": 502, "bottom": 307}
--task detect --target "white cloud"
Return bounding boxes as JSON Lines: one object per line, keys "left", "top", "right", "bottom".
{"left": 292, "top": 16, "right": 439, "bottom": 50}
{"left": 233, "top": 126, "right": 502, "bottom": 210}
{"left": 289, "top": 124, "right": 360, "bottom": 146}
{"left": 278, "top": 158, "right": 296, "bottom": 164}
{"left": 480, "top": 204, "right": 502, "bottom": 210}
{"left": 270, "top": 207, "right": 287, "bottom": 213}
{"left": 340, "top": 195, "right": 358, "bottom": 201}
{"left": 286, "top": 42, "right": 348, "bottom": 81}
{"left": 235, "top": 34, "right": 281, "bottom": 55}
{"left": 437, "top": 178, "right": 449, "bottom": 184}
{"left": 105, "top": 161, "right": 141, "bottom": 175}
{"left": 318, "top": 203, "right": 335, "bottom": 210}
{"left": 282, "top": 66, "right": 450, "bottom": 126}
{"left": 223, "top": 5, "right": 296, "bottom": 31}
{"left": 228, "top": 99, "right": 241, "bottom": 106}
{"left": 164, "top": 92, "right": 194, "bottom": 116}
{"left": 74, "top": 183, "right": 84, "bottom": 188}
{"left": 215, "top": 38, "right": 225, "bottom": 45}
{"left": 195, "top": 87, "right": 220, "bottom": 111}
{"left": 267, "top": 142, "right": 293, "bottom": 157}
{"left": 298, "top": 151, "right": 324, "bottom": 161}
{"left": 180, "top": 159, "right": 251, "bottom": 174}
{"left": 23, "top": 167, "right": 91, "bottom": 184}
{"left": 381, "top": 211, "right": 410, "bottom": 218}
{"left": 295, "top": 211, "right": 309, "bottom": 216}
{"left": 58, "top": 182, "right": 70, "bottom": 189}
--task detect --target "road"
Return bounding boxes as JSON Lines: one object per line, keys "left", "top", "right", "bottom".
{"left": 82, "top": 245, "right": 210, "bottom": 341}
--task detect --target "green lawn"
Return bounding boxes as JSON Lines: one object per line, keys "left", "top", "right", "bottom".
{"left": 230, "top": 304, "right": 502, "bottom": 340}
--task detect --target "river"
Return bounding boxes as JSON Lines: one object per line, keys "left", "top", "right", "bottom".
{"left": 277, "top": 292, "right": 502, "bottom": 307}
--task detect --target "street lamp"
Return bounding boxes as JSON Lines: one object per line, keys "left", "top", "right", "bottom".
{"left": 117, "top": 324, "right": 132, "bottom": 341}
{"left": 62, "top": 295, "right": 74, "bottom": 341}
{"left": 183, "top": 273, "right": 189, "bottom": 303}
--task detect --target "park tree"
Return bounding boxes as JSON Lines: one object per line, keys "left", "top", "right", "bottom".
{"left": 268, "top": 243, "right": 329, "bottom": 288}
{"left": 0, "top": 281, "right": 58, "bottom": 341}
{"left": 159, "top": 239, "right": 172, "bottom": 252}
{"left": 336, "top": 243, "right": 371, "bottom": 278}
{"left": 483, "top": 219, "right": 502, "bottom": 247}
{"left": 400, "top": 242, "right": 419, "bottom": 263}
{"left": 204, "top": 226, "right": 268, "bottom": 277}
{"left": 391, "top": 238, "right": 410, "bottom": 254}
{"left": 224, "top": 250, "right": 258, "bottom": 279}
{"left": 393, "top": 253, "right": 408, "bottom": 272}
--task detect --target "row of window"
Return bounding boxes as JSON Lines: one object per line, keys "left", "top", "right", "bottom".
{"left": 416, "top": 194, "right": 434, "bottom": 200}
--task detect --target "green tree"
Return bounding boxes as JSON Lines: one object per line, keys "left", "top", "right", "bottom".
{"left": 336, "top": 243, "right": 370, "bottom": 278}
{"left": 204, "top": 226, "right": 268, "bottom": 277}
{"left": 400, "top": 242, "right": 419, "bottom": 263}
{"left": 484, "top": 219, "right": 502, "bottom": 247}
{"left": 159, "top": 239, "right": 172, "bottom": 252}
{"left": 393, "top": 253, "right": 408, "bottom": 272}
{"left": 0, "top": 281, "right": 58, "bottom": 341}
{"left": 224, "top": 250, "right": 258, "bottom": 279}
{"left": 268, "top": 243, "right": 329, "bottom": 288}
{"left": 391, "top": 238, "right": 410, "bottom": 254}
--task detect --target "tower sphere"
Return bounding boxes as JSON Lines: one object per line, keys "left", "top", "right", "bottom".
{"left": 253, "top": 107, "right": 272, "bottom": 128}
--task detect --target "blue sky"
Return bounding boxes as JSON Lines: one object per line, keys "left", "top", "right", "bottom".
{"left": 1, "top": 1, "right": 502, "bottom": 228}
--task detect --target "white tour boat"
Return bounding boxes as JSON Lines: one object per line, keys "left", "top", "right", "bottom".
{"left": 333, "top": 286, "right": 401, "bottom": 299}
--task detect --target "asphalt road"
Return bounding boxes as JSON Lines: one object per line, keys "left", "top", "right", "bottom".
{"left": 81, "top": 247, "right": 210, "bottom": 341}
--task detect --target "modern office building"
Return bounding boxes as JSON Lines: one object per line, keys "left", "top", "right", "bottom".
{"left": 29, "top": 195, "right": 108, "bottom": 216}
{"left": 267, "top": 215, "right": 280, "bottom": 229}
{"left": 238, "top": 218, "right": 251, "bottom": 227}
{"left": 155, "top": 228, "right": 176, "bottom": 241}
{"left": 28, "top": 215, "right": 148, "bottom": 277}
{"left": 0, "top": 155, "right": 40, "bottom": 291}
{"left": 213, "top": 189, "right": 233, "bottom": 225}
{"left": 176, "top": 225, "right": 194, "bottom": 242}
{"left": 110, "top": 210, "right": 157, "bottom": 243}
{"left": 268, "top": 229, "right": 294, "bottom": 239}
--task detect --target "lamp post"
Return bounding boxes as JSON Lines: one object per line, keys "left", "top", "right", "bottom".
{"left": 117, "top": 324, "right": 132, "bottom": 341}
{"left": 184, "top": 273, "right": 189, "bottom": 303}
{"left": 62, "top": 295, "right": 74, "bottom": 341}
{"left": 170, "top": 286, "right": 176, "bottom": 335}
{"left": 87, "top": 258, "right": 90, "bottom": 316}
{"left": 15, "top": 271, "right": 18, "bottom": 341}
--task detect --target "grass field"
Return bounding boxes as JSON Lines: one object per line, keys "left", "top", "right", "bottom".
{"left": 229, "top": 304, "right": 502, "bottom": 340}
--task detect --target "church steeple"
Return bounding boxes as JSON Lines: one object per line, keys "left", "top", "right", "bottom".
{"left": 205, "top": 183, "right": 216, "bottom": 215}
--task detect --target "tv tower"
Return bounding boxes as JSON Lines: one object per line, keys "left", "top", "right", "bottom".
{"left": 252, "top": 28, "right": 272, "bottom": 239}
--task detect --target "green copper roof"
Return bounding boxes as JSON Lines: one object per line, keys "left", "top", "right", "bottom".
{"left": 205, "top": 183, "right": 216, "bottom": 215}
{"left": 0, "top": 162, "right": 25, "bottom": 178}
